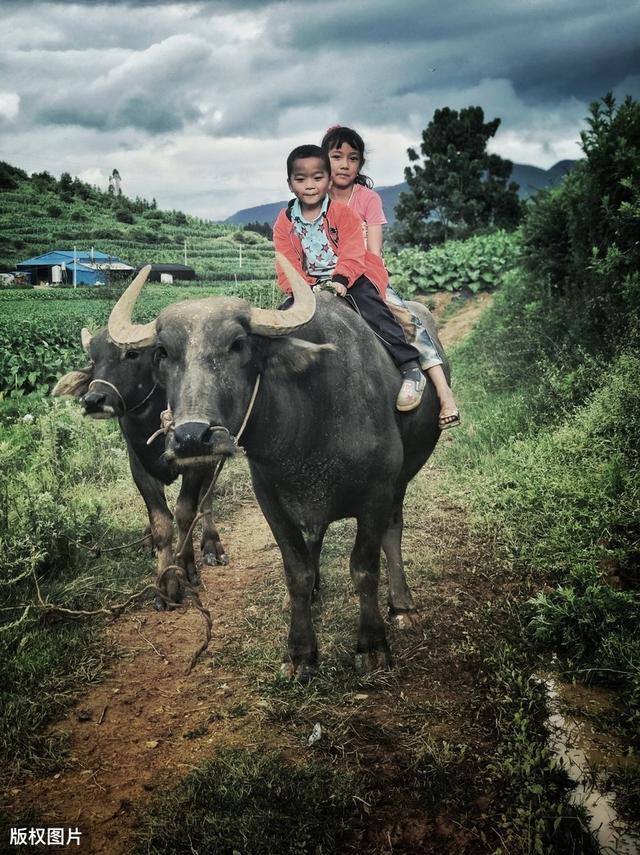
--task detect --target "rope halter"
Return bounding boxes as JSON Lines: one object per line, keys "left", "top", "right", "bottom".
{"left": 88, "top": 378, "right": 158, "bottom": 415}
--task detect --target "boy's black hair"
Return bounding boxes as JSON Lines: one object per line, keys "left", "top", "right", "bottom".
{"left": 286, "top": 144, "right": 331, "bottom": 179}
{"left": 321, "top": 126, "right": 373, "bottom": 188}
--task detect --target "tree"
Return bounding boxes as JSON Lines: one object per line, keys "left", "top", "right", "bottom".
{"left": 244, "top": 220, "right": 273, "bottom": 240}
{"left": 395, "top": 106, "right": 522, "bottom": 246}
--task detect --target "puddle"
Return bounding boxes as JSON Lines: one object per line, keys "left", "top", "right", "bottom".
{"left": 544, "top": 676, "right": 640, "bottom": 854}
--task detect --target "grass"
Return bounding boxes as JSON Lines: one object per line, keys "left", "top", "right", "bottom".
{"left": 134, "top": 748, "right": 368, "bottom": 855}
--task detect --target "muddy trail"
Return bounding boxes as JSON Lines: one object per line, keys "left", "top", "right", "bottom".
{"left": 6, "top": 291, "right": 619, "bottom": 854}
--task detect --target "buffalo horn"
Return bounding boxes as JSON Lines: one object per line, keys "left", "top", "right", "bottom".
{"left": 249, "top": 254, "right": 316, "bottom": 336}
{"left": 80, "top": 327, "right": 93, "bottom": 352}
{"left": 107, "top": 265, "right": 157, "bottom": 346}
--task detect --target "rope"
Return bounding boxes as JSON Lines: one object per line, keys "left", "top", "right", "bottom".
{"left": 88, "top": 378, "right": 159, "bottom": 414}
{"left": 235, "top": 374, "right": 261, "bottom": 448}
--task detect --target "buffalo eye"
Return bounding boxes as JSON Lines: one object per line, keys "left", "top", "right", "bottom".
{"left": 154, "top": 346, "right": 168, "bottom": 365}
{"left": 125, "top": 349, "right": 140, "bottom": 360}
{"left": 229, "top": 337, "right": 247, "bottom": 354}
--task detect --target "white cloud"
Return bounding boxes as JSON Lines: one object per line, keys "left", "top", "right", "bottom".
{"left": 0, "top": 92, "right": 20, "bottom": 121}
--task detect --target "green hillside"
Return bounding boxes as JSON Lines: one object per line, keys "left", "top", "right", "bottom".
{"left": 0, "top": 161, "right": 275, "bottom": 282}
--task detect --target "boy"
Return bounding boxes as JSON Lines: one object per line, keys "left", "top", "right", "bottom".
{"left": 273, "top": 144, "right": 427, "bottom": 411}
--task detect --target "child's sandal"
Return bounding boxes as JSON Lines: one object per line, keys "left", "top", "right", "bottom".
{"left": 438, "top": 410, "right": 461, "bottom": 430}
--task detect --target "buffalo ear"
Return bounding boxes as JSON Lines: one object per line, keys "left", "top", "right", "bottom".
{"left": 263, "top": 337, "right": 336, "bottom": 375}
{"left": 51, "top": 367, "right": 92, "bottom": 398}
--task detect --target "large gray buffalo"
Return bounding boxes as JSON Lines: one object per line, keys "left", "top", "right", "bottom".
{"left": 52, "top": 289, "right": 227, "bottom": 608}
{"left": 107, "top": 257, "right": 447, "bottom": 678}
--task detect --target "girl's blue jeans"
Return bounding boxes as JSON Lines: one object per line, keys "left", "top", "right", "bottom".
{"left": 385, "top": 286, "right": 443, "bottom": 371}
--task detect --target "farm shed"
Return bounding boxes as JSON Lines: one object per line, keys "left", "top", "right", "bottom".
{"left": 140, "top": 263, "right": 196, "bottom": 283}
{"left": 16, "top": 250, "right": 134, "bottom": 286}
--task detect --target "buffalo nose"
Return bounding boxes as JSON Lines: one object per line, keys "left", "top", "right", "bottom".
{"left": 171, "top": 421, "right": 237, "bottom": 458}
{"left": 173, "top": 421, "right": 212, "bottom": 455}
{"left": 82, "top": 391, "right": 106, "bottom": 410}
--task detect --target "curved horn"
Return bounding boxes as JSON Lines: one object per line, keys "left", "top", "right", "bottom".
{"left": 249, "top": 253, "right": 316, "bottom": 336}
{"left": 80, "top": 327, "right": 93, "bottom": 353}
{"left": 107, "top": 265, "right": 157, "bottom": 346}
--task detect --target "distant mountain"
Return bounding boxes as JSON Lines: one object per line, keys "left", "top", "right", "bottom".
{"left": 224, "top": 160, "right": 577, "bottom": 227}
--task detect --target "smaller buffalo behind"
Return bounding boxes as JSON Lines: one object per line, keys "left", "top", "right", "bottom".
{"left": 52, "top": 283, "right": 227, "bottom": 609}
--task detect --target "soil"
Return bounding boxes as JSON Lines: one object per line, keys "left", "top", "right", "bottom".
{"left": 2, "top": 294, "right": 498, "bottom": 854}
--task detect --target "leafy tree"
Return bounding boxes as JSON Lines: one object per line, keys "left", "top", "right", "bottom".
{"left": 0, "top": 161, "right": 27, "bottom": 190}
{"left": 520, "top": 92, "right": 640, "bottom": 354}
{"left": 244, "top": 220, "right": 273, "bottom": 240}
{"left": 395, "top": 106, "right": 521, "bottom": 246}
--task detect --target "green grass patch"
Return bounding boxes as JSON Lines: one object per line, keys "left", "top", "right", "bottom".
{"left": 133, "top": 748, "right": 367, "bottom": 855}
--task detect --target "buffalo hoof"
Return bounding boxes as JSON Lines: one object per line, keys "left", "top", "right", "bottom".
{"left": 155, "top": 570, "right": 183, "bottom": 610}
{"left": 203, "top": 551, "right": 228, "bottom": 567}
{"left": 279, "top": 661, "right": 316, "bottom": 684}
{"left": 184, "top": 563, "right": 201, "bottom": 587}
{"left": 390, "top": 609, "right": 421, "bottom": 630}
{"left": 354, "top": 648, "right": 392, "bottom": 675}
{"left": 154, "top": 590, "right": 181, "bottom": 611}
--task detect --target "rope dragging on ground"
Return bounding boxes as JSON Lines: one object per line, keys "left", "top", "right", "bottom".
{"left": 22, "top": 457, "right": 228, "bottom": 675}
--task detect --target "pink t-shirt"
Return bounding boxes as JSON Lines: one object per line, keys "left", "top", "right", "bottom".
{"left": 347, "top": 184, "right": 387, "bottom": 247}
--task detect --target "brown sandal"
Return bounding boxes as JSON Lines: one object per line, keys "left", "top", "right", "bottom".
{"left": 438, "top": 410, "right": 461, "bottom": 430}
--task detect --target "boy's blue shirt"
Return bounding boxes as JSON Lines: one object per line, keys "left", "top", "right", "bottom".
{"left": 290, "top": 195, "right": 337, "bottom": 279}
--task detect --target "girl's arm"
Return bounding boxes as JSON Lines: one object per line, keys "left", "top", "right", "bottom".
{"left": 362, "top": 190, "right": 386, "bottom": 256}
{"left": 366, "top": 223, "right": 383, "bottom": 256}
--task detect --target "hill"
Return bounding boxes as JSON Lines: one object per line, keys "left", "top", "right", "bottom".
{"left": 224, "top": 160, "right": 577, "bottom": 227}
{"left": 0, "top": 162, "right": 274, "bottom": 282}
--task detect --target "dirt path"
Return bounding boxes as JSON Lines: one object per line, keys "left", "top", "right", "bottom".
{"left": 6, "top": 505, "right": 285, "bottom": 853}
{"left": 3, "top": 296, "right": 489, "bottom": 854}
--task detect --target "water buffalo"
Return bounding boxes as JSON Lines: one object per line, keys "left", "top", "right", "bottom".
{"left": 52, "top": 286, "right": 227, "bottom": 608}
{"left": 107, "top": 257, "right": 446, "bottom": 677}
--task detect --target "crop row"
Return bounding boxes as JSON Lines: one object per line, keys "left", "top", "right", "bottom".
{"left": 386, "top": 230, "right": 520, "bottom": 295}
{"left": 0, "top": 280, "right": 282, "bottom": 395}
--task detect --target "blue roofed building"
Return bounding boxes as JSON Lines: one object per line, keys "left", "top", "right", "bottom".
{"left": 16, "top": 250, "right": 135, "bottom": 286}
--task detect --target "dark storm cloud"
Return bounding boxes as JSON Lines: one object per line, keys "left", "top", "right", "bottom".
{"left": 1, "top": 0, "right": 639, "bottom": 218}
{"left": 276, "top": 0, "right": 640, "bottom": 103}
{"left": 38, "top": 96, "right": 201, "bottom": 133}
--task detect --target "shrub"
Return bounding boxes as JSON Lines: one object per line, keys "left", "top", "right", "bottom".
{"left": 115, "top": 209, "right": 135, "bottom": 224}
{"left": 386, "top": 230, "right": 519, "bottom": 296}
{"left": 519, "top": 93, "right": 640, "bottom": 359}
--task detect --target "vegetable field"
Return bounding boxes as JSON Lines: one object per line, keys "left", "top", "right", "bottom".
{"left": 0, "top": 275, "right": 281, "bottom": 397}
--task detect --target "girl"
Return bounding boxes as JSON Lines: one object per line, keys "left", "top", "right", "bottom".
{"left": 321, "top": 126, "right": 460, "bottom": 430}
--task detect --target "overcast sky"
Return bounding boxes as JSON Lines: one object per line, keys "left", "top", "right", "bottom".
{"left": 1, "top": 0, "right": 639, "bottom": 220}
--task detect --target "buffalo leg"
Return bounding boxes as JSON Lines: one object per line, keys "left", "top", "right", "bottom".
{"left": 382, "top": 493, "right": 420, "bottom": 628}
{"left": 351, "top": 515, "right": 392, "bottom": 674}
{"left": 306, "top": 525, "right": 327, "bottom": 596}
{"left": 127, "top": 450, "right": 177, "bottom": 610}
{"left": 199, "top": 476, "right": 228, "bottom": 566}
{"left": 253, "top": 475, "right": 317, "bottom": 681}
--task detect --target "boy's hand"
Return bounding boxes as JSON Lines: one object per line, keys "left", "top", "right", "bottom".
{"left": 329, "top": 280, "right": 347, "bottom": 297}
